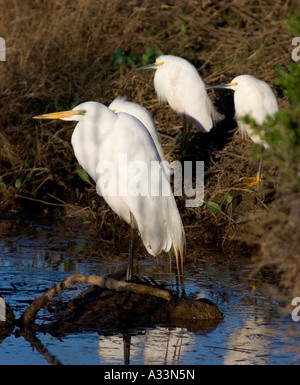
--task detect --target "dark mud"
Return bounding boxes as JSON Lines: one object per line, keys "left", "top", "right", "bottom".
{"left": 33, "top": 279, "right": 223, "bottom": 336}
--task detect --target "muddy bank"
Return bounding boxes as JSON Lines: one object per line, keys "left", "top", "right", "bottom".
{"left": 0, "top": 272, "right": 223, "bottom": 338}
{"left": 33, "top": 279, "right": 223, "bottom": 335}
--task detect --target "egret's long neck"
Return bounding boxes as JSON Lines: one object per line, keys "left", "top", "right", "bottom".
{"left": 84, "top": 104, "right": 118, "bottom": 135}
{"left": 70, "top": 105, "right": 118, "bottom": 182}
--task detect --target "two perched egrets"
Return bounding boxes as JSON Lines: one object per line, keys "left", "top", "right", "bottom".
{"left": 138, "top": 56, "right": 278, "bottom": 186}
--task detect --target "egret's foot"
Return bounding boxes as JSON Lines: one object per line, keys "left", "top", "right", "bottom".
{"left": 166, "top": 153, "right": 176, "bottom": 163}
{"left": 240, "top": 172, "right": 262, "bottom": 188}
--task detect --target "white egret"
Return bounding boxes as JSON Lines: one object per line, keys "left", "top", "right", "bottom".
{"left": 33, "top": 101, "right": 185, "bottom": 285}
{"left": 137, "top": 55, "right": 224, "bottom": 135}
{"left": 207, "top": 74, "right": 279, "bottom": 186}
{"left": 109, "top": 96, "right": 168, "bottom": 166}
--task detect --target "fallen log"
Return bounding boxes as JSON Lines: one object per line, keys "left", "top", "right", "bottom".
{"left": 17, "top": 273, "right": 224, "bottom": 333}
{"left": 20, "top": 274, "right": 172, "bottom": 327}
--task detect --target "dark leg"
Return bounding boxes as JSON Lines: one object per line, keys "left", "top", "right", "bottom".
{"left": 181, "top": 116, "right": 193, "bottom": 159}
{"left": 257, "top": 156, "right": 263, "bottom": 179}
{"left": 123, "top": 334, "right": 131, "bottom": 365}
{"left": 126, "top": 212, "right": 136, "bottom": 282}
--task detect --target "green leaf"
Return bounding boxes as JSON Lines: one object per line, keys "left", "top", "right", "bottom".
{"left": 224, "top": 193, "right": 233, "bottom": 204}
{"left": 217, "top": 220, "right": 228, "bottom": 227}
{"left": 14, "top": 176, "right": 23, "bottom": 189}
{"left": 77, "top": 168, "right": 91, "bottom": 185}
{"left": 106, "top": 222, "right": 115, "bottom": 234}
{"left": 180, "top": 21, "right": 187, "bottom": 36}
{"left": 142, "top": 46, "right": 164, "bottom": 65}
{"left": 71, "top": 92, "right": 80, "bottom": 109}
{"left": 174, "top": 131, "right": 183, "bottom": 142}
{"left": 0, "top": 178, "right": 6, "bottom": 188}
{"left": 205, "top": 201, "right": 223, "bottom": 213}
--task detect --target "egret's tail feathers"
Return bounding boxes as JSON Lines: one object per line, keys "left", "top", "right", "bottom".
{"left": 164, "top": 195, "right": 186, "bottom": 288}
{"left": 130, "top": 191, "right": 185, "bottom": 288}
{"left": 197, "top": 95, "right": 224, "bottom": 132}
{"left": 173, "top": 238, "right": 185, "bottom": 290}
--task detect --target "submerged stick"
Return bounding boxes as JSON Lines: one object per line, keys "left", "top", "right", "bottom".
{"left": 20, "top": 274, "right": 171, "bottom": 327}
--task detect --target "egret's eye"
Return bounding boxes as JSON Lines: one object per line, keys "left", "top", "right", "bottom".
{"left": 71, "top": 109, "right": 87, "bottom": 116}
{"left": 231, "top": 82, "right": 238, "bottom": 86}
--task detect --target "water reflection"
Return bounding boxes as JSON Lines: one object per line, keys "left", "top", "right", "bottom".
{"left": 224, "top": 316, "right": 273, "bottom": 365}
{"left": 98, "top": 327, "right": 196, "bottom": 365}
{"left": 0, "top": 215, "right": 300, "bottom": 365}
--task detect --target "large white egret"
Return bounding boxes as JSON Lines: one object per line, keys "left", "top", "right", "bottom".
{"left": 109, "top": 96, "right": 168, "bottom": 166}
{"left": 207, "top": 74, "right": 279, "bottom": 186}
{"left": 33, "top": 101, "right": 185, "bottom": 285}
{"left": 137, "top": 55, "right": 224, "bottom": 134}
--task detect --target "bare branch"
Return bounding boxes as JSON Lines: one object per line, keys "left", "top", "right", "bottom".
{"left": 20, "top": 274, "right": 171, "bottom": 327}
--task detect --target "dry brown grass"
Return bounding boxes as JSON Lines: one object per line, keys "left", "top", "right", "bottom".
{"left": 0, "top": 0, "right": 293, "bottom": 205}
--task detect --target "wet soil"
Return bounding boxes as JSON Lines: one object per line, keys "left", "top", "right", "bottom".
{"left": 36, "top": 281, "right": 223, "bottom": 336}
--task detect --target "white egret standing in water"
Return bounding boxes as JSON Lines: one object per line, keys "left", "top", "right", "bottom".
{"left": 34, "top": 101, "right": 185, "bottom": 285}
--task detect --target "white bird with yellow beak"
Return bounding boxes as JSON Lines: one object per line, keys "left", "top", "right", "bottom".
{"left": 33, "top": 101, "right": 185, "bottom": 286}
{"left": 137, "top": 55, "right": 224, "bottom": 133}
{"left": 207, "top": 74, "right": 279, "bottom": 187}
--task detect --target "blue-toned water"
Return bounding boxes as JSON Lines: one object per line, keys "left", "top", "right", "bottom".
{"left": 0, "top": 215, "right": 299, "bottom": 365}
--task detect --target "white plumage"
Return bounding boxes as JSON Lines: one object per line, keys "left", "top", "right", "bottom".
{"left": 138, "top": 54, "right": 223, "bottom": 132}
{"left": 34, "top": 101, "right": 185, "bottom": 281}
{"left": 230, "top": 75, "right": 279, "bottom": 146}
{"left": 109, "top": 96, "right": 167, "bottom": 165}
{"left": 206, "top": 74, "right": 279, "bottom": 187}
{"left": 207, "top": 74, "right": 279, "bottom": 146}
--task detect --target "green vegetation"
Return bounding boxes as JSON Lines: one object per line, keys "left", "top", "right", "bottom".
{"left": 111, "top": 46, "right": 164, "bottom": 70}
{"left": 286, "top": 9, "right": 300, "bottom": 35}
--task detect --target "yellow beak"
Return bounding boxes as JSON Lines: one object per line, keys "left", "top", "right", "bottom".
{"left": 206, "top": 82, "right": 238, "bottom": 91}
{"left": 33, "top": 109, "right": 86, "bottom": 120}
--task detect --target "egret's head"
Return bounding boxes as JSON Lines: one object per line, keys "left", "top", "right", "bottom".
{"left": 206, "top": 74, "right": 257, "bottom": 92}
{"left": 137, "top": 55, "right": 200, "bottom": 73}
{"left": 136, "top": 55, "right": 168, "bottom": 72}
{"left": 108, "top": 96, "right": 128, "bottom": 114}
{"left": 136, "top": 54, "right": 191, "bottom": 72}
{"left": 33, "top": 101, "right": 109, "bottom": 122}
{"left": 33, "top": 106, "right": 87, "bottom": 122}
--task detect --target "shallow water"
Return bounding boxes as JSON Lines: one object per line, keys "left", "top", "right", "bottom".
{"left": 0, "top": 214, "right": 299, "bottom": 365}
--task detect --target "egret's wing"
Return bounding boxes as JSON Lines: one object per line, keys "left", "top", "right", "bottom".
{"left": 109, "top": 98, "right": 167, "bottom": 165}
{"left": 99, "top": 113, "right": 185, "bottom": 258}
{"left": 261, "top": 84, "right": 279, "bottom": 119}
{"left": 167, "top": 63, "right": 221, "bottom": 132}
{"left": 234, "top": 82, "right": 278, "bottom": 144}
